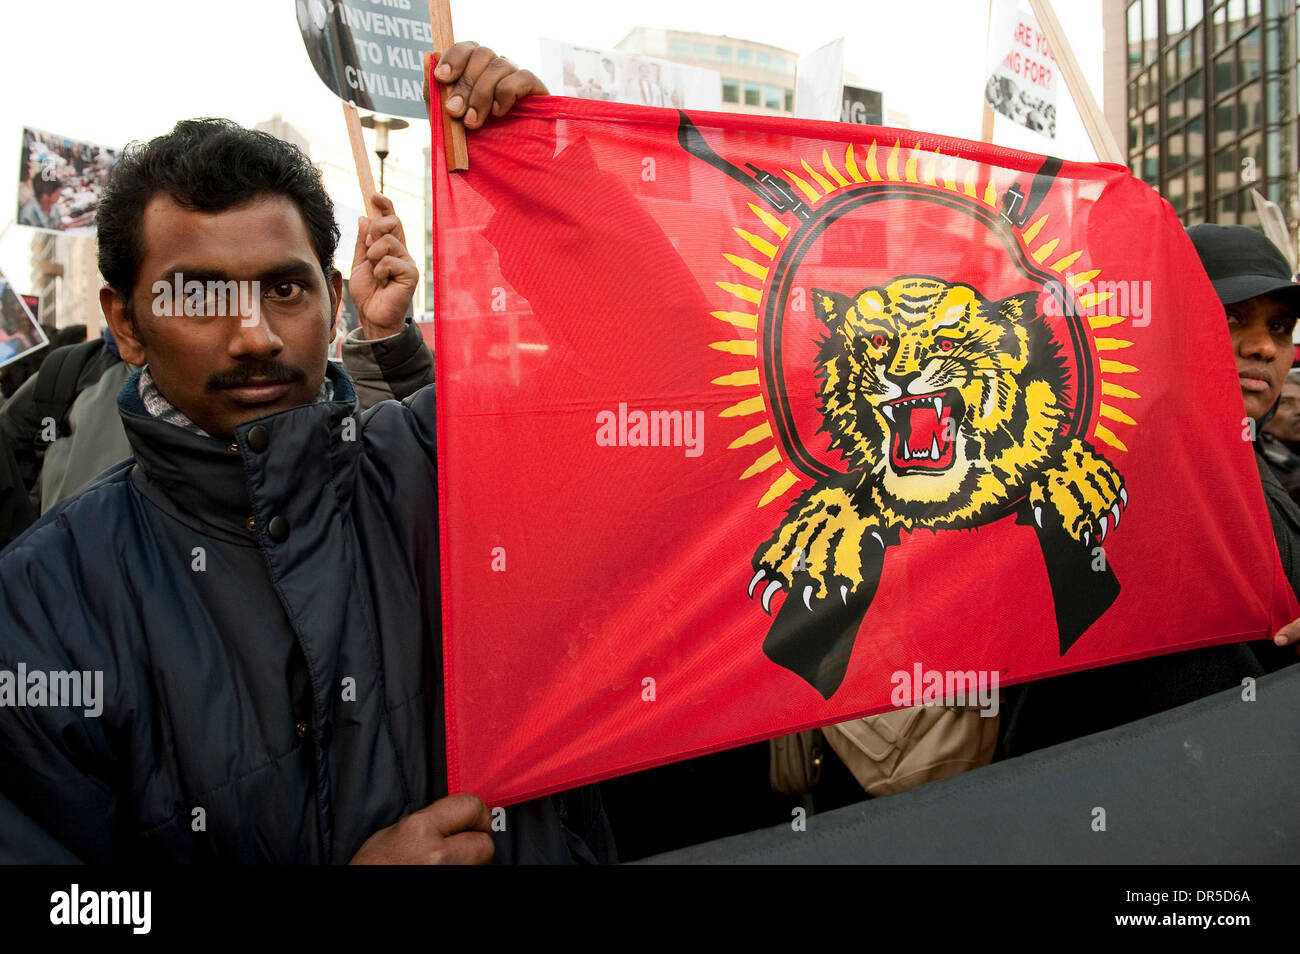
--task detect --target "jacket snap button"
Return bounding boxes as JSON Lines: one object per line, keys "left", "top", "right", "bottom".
{"left": 246, "top": 425, "right": 270, "bottom": 453}
{"left": 228, "top": 443, "right": 239, "bottom": 454}
{"left": 244, "top": 516, "right": 256, "bottom": 533}
{"left": 296, "top": 721, "right": 309, "bottom": 740}
{"left": 268, "top": 516, "right": 290, "bottom": 542}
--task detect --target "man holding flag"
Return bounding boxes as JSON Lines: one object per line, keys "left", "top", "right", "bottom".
{"left": 0, "top": 43, "right": 617, "bottom": 864}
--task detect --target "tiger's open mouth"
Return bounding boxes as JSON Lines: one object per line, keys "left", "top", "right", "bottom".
{"left": 881, "top": 389, "right": 964, "bottom": 472}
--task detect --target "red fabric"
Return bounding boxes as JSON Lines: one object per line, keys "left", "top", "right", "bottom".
{"left": 431, "top": 96, "right": 1298, "bottom": 805}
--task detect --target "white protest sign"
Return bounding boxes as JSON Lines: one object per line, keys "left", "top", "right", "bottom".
{"left": 984, "top": 1, "right": 1057, "bottom": 139}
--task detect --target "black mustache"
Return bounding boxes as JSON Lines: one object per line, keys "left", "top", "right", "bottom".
{"left": 206, "top": 362, "right": 307, "bottom": 391}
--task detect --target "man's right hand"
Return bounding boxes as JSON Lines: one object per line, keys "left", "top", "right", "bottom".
{"left": 349, "top": 793, "right": 495, "bottom": 864}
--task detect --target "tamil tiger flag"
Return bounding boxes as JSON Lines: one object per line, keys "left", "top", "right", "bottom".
{"left": 428, "top": 96, "right": 1298, "bottom": 804}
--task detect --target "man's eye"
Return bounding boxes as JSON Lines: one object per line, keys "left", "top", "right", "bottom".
{"left": 266, "top": 282, "right": 304, "bottom": 300}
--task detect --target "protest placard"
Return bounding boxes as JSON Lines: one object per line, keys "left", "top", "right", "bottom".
{"left": 0, "top": 270, "right": 47, "bottom": 369}
{"left": 296, "top": 0, "right": 433, "bottom": 120}
{"left": 984, "top": 0, "right": 1058, "bottom": 139}
{"left": 17, "top": 128, "right": 118, "bottom": 235}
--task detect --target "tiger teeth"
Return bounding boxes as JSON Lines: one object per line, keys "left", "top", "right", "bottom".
{"left": 930, "top": 437, "right": 940, "bottom": 460}
{"left": 882, "top": 405, "right": 895, "bottom": 423}
{"left": 932, "top": 397, "right": 942, "bottom": 415}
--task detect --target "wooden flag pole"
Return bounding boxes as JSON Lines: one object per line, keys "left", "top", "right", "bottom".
{"left": 342, "top": 102, "right": 381, "bottom": 219}
{"left": 1027, "top": 0, "right": 1123, "bottom": 163}
{"left": 981, "top": 0, "right": 996, "bottom": 142}
{"left": 428, "top": 0, "right": 470, "bottom": 171}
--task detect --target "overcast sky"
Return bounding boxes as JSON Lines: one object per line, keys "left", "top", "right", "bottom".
{"left": 0, "top": 0, "right": 1105, "bottom": 293}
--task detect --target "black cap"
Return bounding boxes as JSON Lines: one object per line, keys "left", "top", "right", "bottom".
{"left": 1187, "top": 223, "right": 1300, "bottom": 308}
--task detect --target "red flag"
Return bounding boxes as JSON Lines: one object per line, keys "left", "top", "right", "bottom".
{"left": 430, "top": 97, "right": 1297, "bottom": 805}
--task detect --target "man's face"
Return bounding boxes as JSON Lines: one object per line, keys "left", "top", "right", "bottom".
{"left": 39, "top": 189, "right": 59, "bottom": 212}
{"left": 1228, "top": 292, "right": 1298, "bottom": 421}
{"left": 103, "top": 193, "right": 339, "bottom": 439}
{"left": 1264, "top": 380, "right": 1300, "bottom": 445}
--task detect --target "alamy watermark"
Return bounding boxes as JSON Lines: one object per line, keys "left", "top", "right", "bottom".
{"left": 890, "top": 663, "right": 999, "bottom": 717}
{"left": 152, "top": 273, "right": 261, "bottom": 325}
{"left": 1042, "top": 278, "right": 1151, "bottom": 328}
{"left": 596, "top": 402, "right": 704, "bottom": 458}
{"left": 0, "top": 664, "right": 103, "bottom": 717}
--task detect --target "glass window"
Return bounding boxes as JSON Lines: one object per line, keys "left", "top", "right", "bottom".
{"left": 1143, "top": 145, "right": 1159, "bottom": 181}
{"left": 1169, "top": 173, "right": 1187, "bottom": 213}
{"left": 1267, "top": 126, "right": 1283, "bottom": 172}
{"left": 1128, "top": 1, "right": 1144, "bottom": 76}
{"left": 1187, "top": 0, "right": 1204, "bottom": 28}
{"left": 1215, "top": 98, "right": 1237, "bottom": 145}
{"left": 1240, "top": 131, "right": 1262, "bottom": 183}
{"left": 1129, "top": 119, "right": 1141, "bottom": 150}
{"left": 1190, "top": 165, "right": 1206, "bottom": 207}
{"left": 1188, "top": 115, "right": 1205, "bottom": 164}
{"left": 773, "top": 56, "right": 787, "bottom": 73}
{"left": 1246, "top": 0, "right": 1261, "bottom": 16}
{"left": 716, "top": 45, "right": 733, "bottom": 61}
{"left": 738, "top": 48, "right": 753, "bottom": 65}
{"left": 1240, "top": 27, "right": 1261, "bottom": 80}
{"left": 1144, "top": 0, "right": 1158, "bottom": 56}
{"left": 1168, "top": 129, "right": 1186, "bottom": 168}
{"left": 669, "top": 39, "right": 690, "bottom": 58}
{"left": 1169, "top": 81, "right": 1185, "bottom": 122}
{"left": 757, "top": 51, "right": 771, "bottom": 69}
{"left": 1240, "top": 191, "right": 1260, "bottom": 228}
{"left": 1144, "top": 105, "right": 1160, "bottom": 145}
{"left": 1216, "top": 145, "right": 1237, "bottom": 193}
{"left": 1228, "top": 0, "right": 1247, "bottom": 37}
{"left": 1266, "top": 76, "right": 1286, "bottom": 123}
{"left": 1167, "top": 47, "right": 1182, "bottom": 83}
{"left": 1214, "top": 3, "right": 1228, "bottom": 45}
{"left": 783, "top": 88, "right": 794, "bottom": 111}
{"left": 694, "top": 43, "right": 711, "bottom": 58}
{"left": 1186, "top": 69, "right": 1204, "bottom": 113}
{"left": 1219, "top": 191, "right": 1238, "bottom": 223}
{"left": 1168, "top": 0, "right": 1185, "bottom": 34}
{"left": 1268, "top": 181, "right": 1286, "bottom": 207}
{"left": 764, "top": 85, "right": 781, "bottom": 109}
{"left": 722, "top": 79, "right": 740, "bottom": 103}
{"left": 1213, "top": 47, "right": 1236, "bottom": 90}
{"left": 1239, "top": 81, "right": 1262, "bottom": 129}
{"left": 744, "top": 81, "right": 760, "bottom": 106}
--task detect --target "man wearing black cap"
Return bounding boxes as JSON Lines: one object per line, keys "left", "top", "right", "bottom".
{"left": 1002, "top": 225, "right": 1299, "bottom": 755}
{"left": 1188, "top": 223, "right": 1300, "bottom": 654}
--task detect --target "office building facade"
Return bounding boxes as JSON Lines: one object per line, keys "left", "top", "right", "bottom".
{"left": 1105, "top": 0, "right": 1299, "bottom": 231}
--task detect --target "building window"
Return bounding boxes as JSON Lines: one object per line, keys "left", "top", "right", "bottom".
{"left": 694, "top": 42, "right": 711, "bottom": 59}
{"left": 670, "top": 39, "right": 690, "bottom": 58}
{"left": 757, "top": 51, "right": 771, "bottom": 69}
{"left": 784, "top": 88, "right": 794, "bottom": 111}
{"left": 738, "top": 48, "right": 753, "bottom": 65}
{"left": 773, "top": 55, "right": 788, "bottom": 73}
{"left": 722, "top": 79, "right": 740, "bottom": 103}
{"left": 764, "top": 85, "right": 782, "bottom": 109}
{"left": 1128, "top": 1, "right": 1143, "bottom": 76}
{"left": 716, "top": 45, "right": 733, "bottom": 61}
{"left": 1168, "top": 0, "right": 1185, "bottom": 35}
{"left": 744, "top": 82, "right": 761, "bottom": 106}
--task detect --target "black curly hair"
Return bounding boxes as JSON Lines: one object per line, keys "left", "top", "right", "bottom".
{"left": 97, "top": 118, "right": 340, "bottom": 304}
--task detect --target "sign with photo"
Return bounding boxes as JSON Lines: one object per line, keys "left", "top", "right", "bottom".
{"left": 539, "top": 39, "right": 721, "bottom": 111}
{"left": 984, "top": 0, "right": 1058, "bottom": 139}
{"left": 18, "top": 128, "right": 119, "bottom": 235}
{"left": 0, "top": 271, "right": 48, "bottom": 369}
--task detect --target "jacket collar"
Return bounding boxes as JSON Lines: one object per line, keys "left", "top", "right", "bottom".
{"left": 117, "top": 362, "right": 361, "bottom": 545}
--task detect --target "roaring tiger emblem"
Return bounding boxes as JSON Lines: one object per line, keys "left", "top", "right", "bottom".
{"left": 750, "top": 276, "right": 1126, "bottom": 696}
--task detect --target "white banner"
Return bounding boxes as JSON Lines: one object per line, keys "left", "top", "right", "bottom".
{"left": 539, "top": 39, "right": 721, "bottom": 110}
{"left": 984, "top": 1, "right": 1058, "bottom": 139}
{"left": 793, "top": 38, "right": 845, "bottom": 123}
